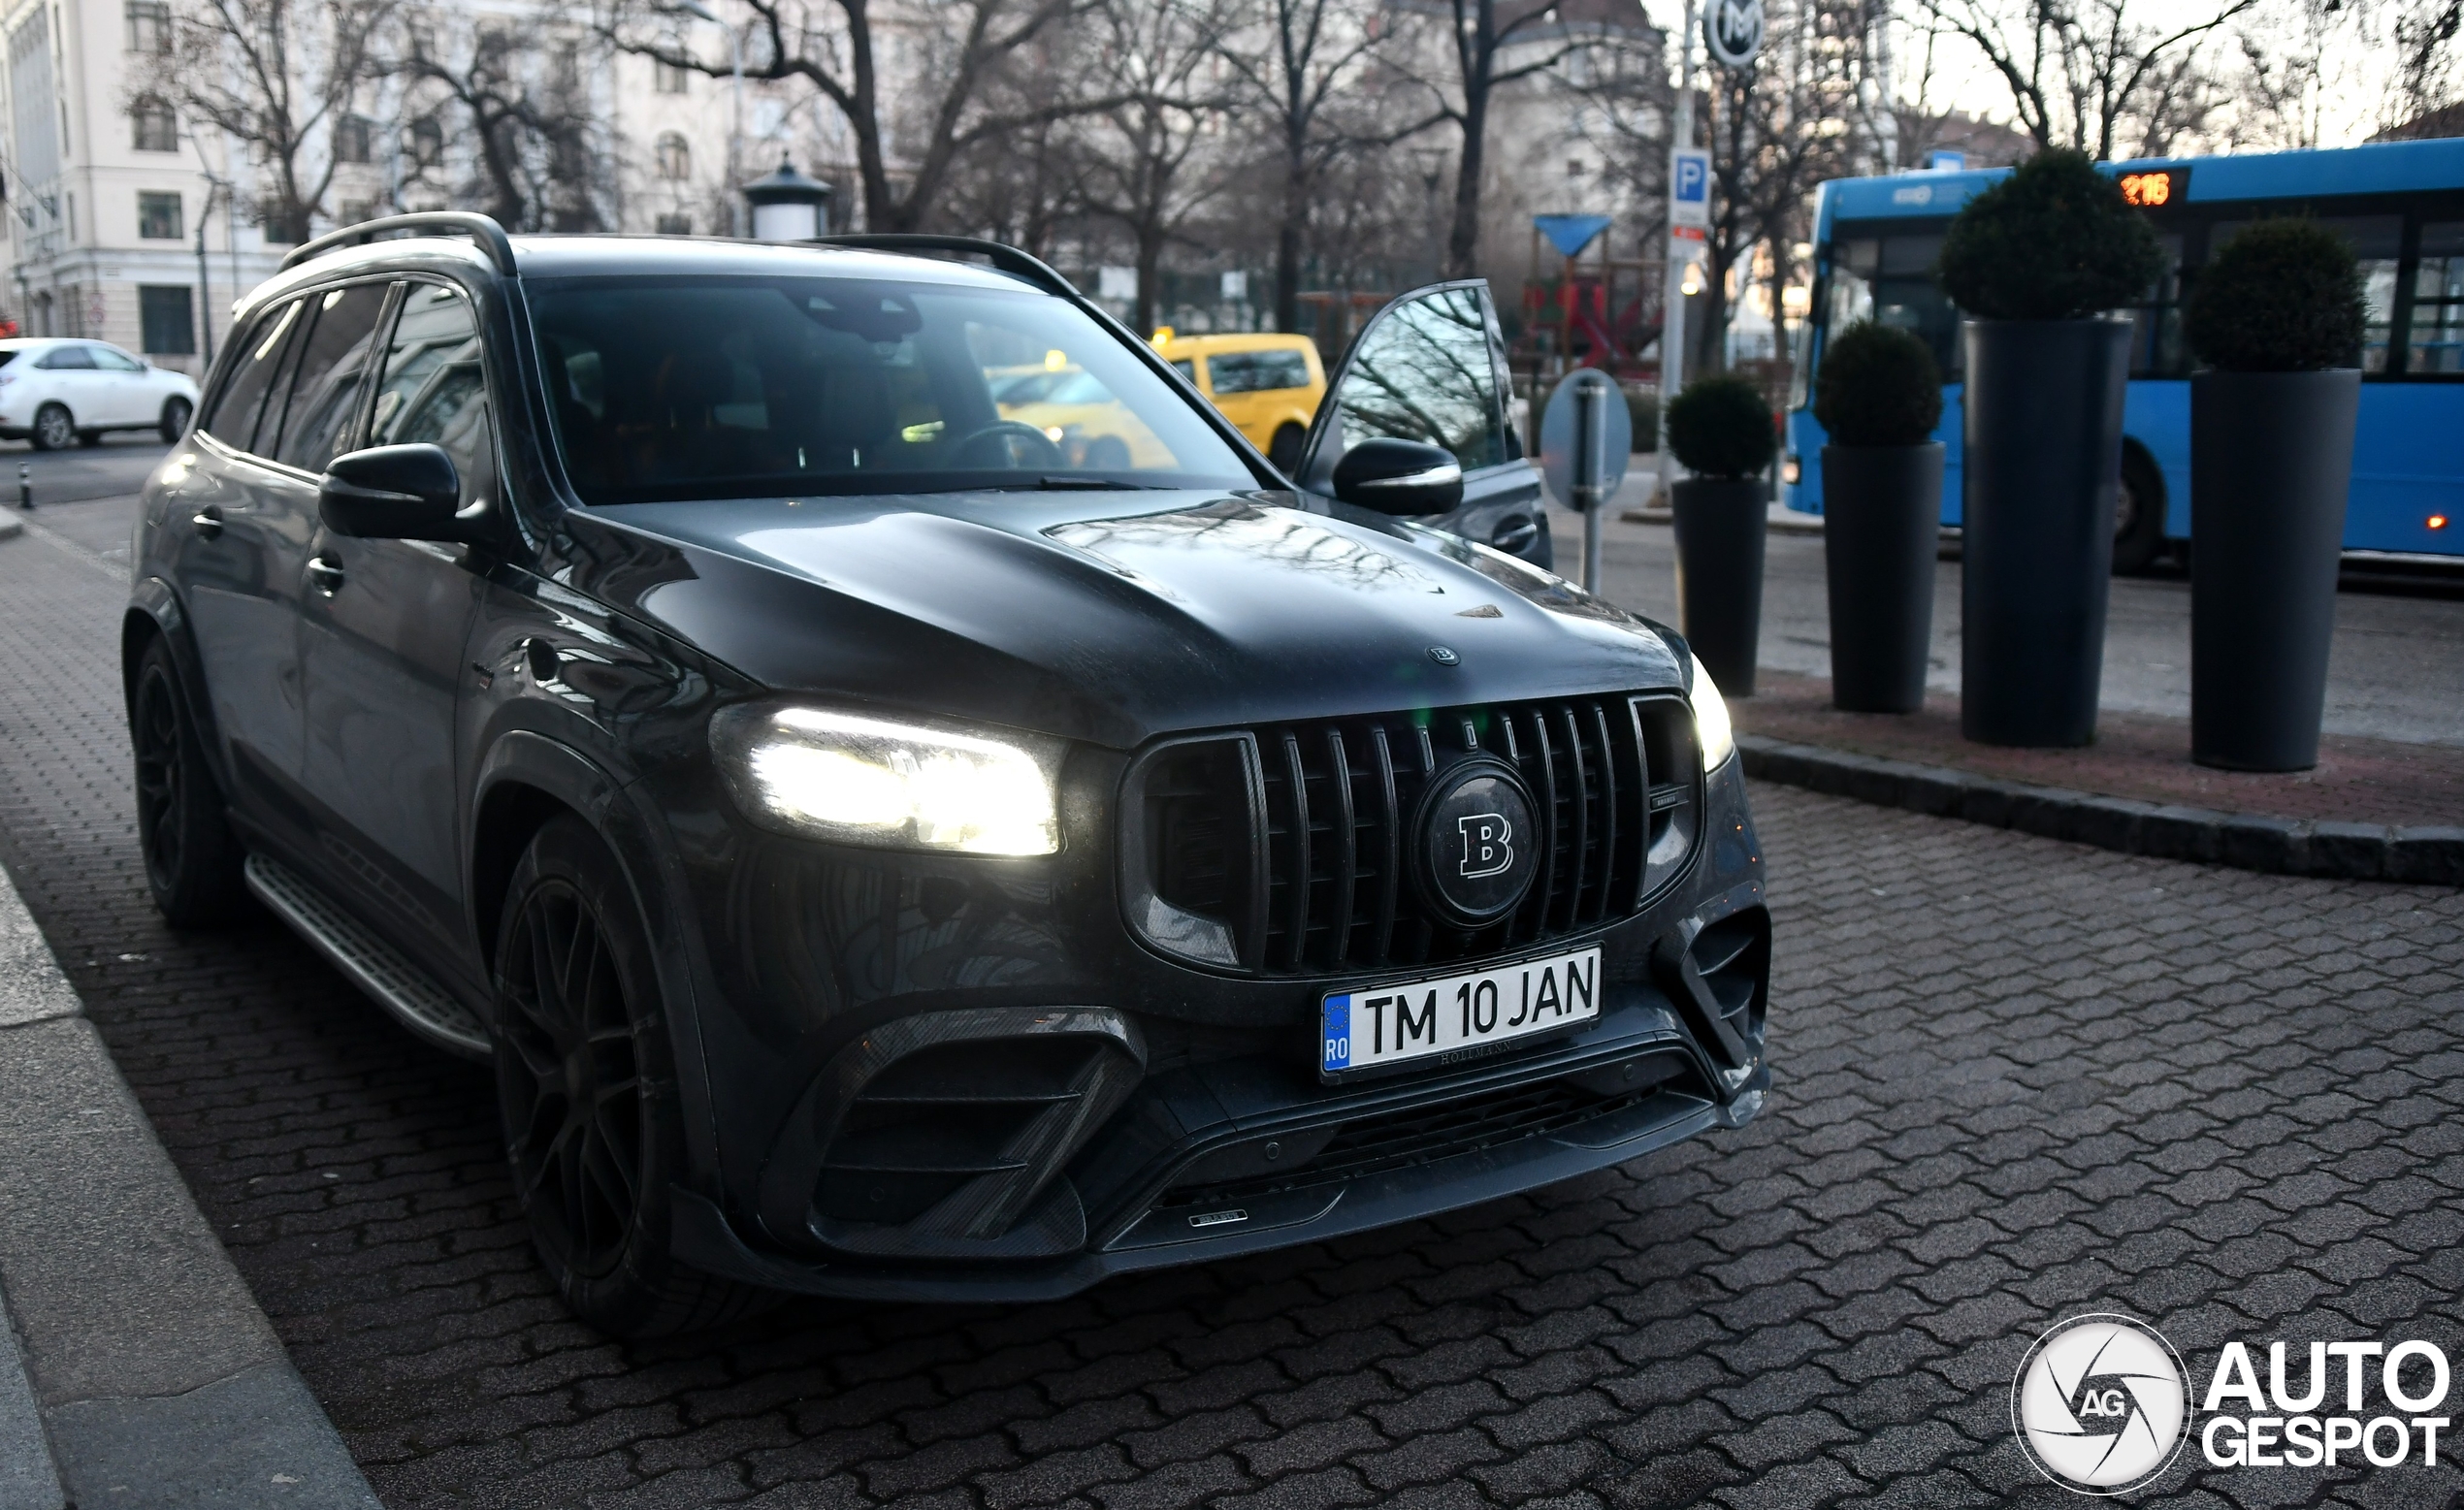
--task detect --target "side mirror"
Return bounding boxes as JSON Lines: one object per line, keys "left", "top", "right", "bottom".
{"left": 320, "top": 443, "right": 464, "bottom": 540}
{"left": 1331, "top": 438, "right": 1464, "bottom": 516}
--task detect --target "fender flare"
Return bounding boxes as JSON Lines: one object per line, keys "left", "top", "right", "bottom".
{"left": 123, "top": 576, "right": 234, "bottom": 795}
{"left": 468, "top": 729, "right": 725, "bottom": 1194}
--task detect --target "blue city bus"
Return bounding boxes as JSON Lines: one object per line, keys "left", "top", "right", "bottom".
{"left": 1779, "top": 140, "right": 2464, "bottom": 570}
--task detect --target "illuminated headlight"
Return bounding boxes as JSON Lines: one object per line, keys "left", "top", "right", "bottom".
{"left": 1689, "top": 652, "right": 1735, "bottom": 771}
{"left": 1779, "top": 453, "right": 1800, "bottom": 486}
{"left": 711, "top": 705, "right": 1063, "bottom": 855}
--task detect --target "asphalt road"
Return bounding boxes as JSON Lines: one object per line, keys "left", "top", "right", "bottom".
{"left": 1, "top": 479, "right": 2460, "bottom": 1509}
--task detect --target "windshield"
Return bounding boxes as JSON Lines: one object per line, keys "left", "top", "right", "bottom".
{"left": 528, "top": 274, "right": 1253, "bottom": 503}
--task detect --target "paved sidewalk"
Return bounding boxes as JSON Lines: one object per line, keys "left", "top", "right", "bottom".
{"left": 0, "top": 529, "right": 378, "bottom": 1508}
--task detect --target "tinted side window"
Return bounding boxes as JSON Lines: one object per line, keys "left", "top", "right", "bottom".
{"left": 276, "top": 283, "right": 392, "bottom": 472}
{"left": 37, "top": 345, "right": 96, "bottom": 369}
{"left": 369, "top": 284, "right": 490, "bottom": 502}
{"left": 1210, "top": 349, "right": 1312, "bottom": 394}
{"left": 200, "top": 300, "right": 303, "bottom": 451}
{"left": 1330, "top": 287, "right": 1508, "bottom": 472}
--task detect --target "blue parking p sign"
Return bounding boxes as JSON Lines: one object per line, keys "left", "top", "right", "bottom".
{"left": 1671, "top": 148, "right": 1711, "bottom": 229}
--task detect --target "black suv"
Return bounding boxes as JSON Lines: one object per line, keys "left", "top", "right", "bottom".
{"left": 125, "top": 214, "right": 1770, "bottom": 1334}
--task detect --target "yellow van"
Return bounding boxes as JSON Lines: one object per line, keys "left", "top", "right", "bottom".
{"left": 1152, "top": 331, "right": 1326, "bottom": 470}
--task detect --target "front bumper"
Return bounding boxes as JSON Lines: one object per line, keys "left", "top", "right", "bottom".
{"left": 674, "top": 982, "right": 1769, "bottom": 1303}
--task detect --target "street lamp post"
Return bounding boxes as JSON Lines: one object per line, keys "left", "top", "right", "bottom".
{"left": 680, "top": 1, "right": 746, "bottom": 237}
{"left": 1655, "top": 0, "right": 1699, "bottom": 506}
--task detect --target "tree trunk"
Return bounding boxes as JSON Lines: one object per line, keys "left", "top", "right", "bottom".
{"left": 1135, "top": 227, "right": 1165, "bottom": 337}
{"left": 1446, "top": 89, "right": 1487, "bottom": 277}
{"left": 1275, "top": 118, "right": 1307, "bottom": 332}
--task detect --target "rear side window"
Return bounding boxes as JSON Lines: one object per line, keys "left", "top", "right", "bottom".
{"left": 201, "top": 301, "right": 303, "bottom": 453}
{"left": 369, "top": 284, "right": 491, "bottom": 502}
{"left": 36, "top": 345, "right": 95, "bottom": 370}
{"left": 1208, "top": 349, "right": 1311, "bottom": 395}
{"left": 276, "top": 283, "right": 392, "bottom": 472}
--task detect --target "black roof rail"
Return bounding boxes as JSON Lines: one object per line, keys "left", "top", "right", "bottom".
{"left": 278, "top": 211, "right": 519, "bottom": 277}
{"left": 805, "top": 234, "right": 1078, "bottom": 297}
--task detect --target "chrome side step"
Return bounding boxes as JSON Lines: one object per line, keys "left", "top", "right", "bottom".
{"left": 243, "top": 851, "right": 491, "bottom": 1061}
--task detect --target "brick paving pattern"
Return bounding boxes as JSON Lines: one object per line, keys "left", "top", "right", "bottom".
{"left": 1, "top": 502, "right": 2460, "bottom": 1509}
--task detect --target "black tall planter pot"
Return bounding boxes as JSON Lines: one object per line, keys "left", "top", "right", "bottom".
{"left": 2191, "top": 369, "right": 2360, "bottom": 771}
{"left": 1961, "top": 318, "right": 2132, "bottom": 747}
{"left": 1823, "top": 443, "right": 1943, "bottom": 713}
{"left": 1671, "top": 477, "right": 1767, "bottom": 695}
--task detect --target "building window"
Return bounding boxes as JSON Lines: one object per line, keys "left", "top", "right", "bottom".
{"left": 140, "top": 284, "right": 194, "bottom": 354}
{"left": 336, "top": 114, "right": 372, "bottom": 164}
{"left": 654, "top": 211, "right": 692, "bottom": 235}
{"left": 125, "top": 0, "right": 170, "bottom": 52}
{"left": 138, "top": 191, "right": 182, "bottom": 240}
{"left": 406, "top": 118, "right": 444, "bottom": 168}
{"left": 131, "top": 97, "right": 177, "bottom": 152}
{"left": 656, "top": 50, "right": 690, "bottom": 93}
{"left": 655, "top": 132, "right": 691, "bottom": 180}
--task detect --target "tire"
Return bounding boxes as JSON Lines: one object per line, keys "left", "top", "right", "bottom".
{"left": 29, "top": 403, "right": 73, "bottom": 452}
{"left": 160, "top": 397, "right": 193, "bottom": 443}
{"left": 1268, "top": 422, "right": 1306, "bottom": 474}
{"left": 130, "top": 636, "right": 248, "bottom": 927}
{"left": 2113, "top": 447, "right": 2167, "bottom": 575}
{"left": 493, "top": 816, "right": 774, "bottom": 1336}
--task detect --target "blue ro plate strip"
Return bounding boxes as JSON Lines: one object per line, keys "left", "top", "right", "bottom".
{"left": 1322, "top": 995, "right": 1352, "bottom": 1072}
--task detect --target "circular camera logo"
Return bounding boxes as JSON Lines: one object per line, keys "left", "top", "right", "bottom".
{"left": 2012, "top": 1315, "right": 2192, "bottom": 1494}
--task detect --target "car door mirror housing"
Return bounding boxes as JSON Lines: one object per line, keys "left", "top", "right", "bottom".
{"left": 320, "top": 443, "right": 466, "bottom": 540}
{"left": 1331, "top": 438, "right": 1465, "bottom": 515}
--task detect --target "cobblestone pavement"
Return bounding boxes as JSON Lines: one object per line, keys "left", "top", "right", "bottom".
{"left": 2, "top": 499, "right": 2461, "bottom": 1510}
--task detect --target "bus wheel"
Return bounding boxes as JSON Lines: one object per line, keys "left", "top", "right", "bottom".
{"left": 2113, "top": 449, "right": 2166, "bottom": 575}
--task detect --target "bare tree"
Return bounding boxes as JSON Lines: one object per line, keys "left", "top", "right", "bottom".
{"left": 133, "top": 0, "right": 393, "bottom": 242}
{"left": 1072, "top": 0, "right": 1241, "bottom": 331}
{"left": 607, "top": 0, "right": 1122, "bottom": 233}
{"left": 1212, "top": 0, "right": 1387, "bottom": 329}
{"left": 392, "top": 22, "right": 613, "bottom": 231}
{"left": 1913, "top": 0, "right": 2260, "bottom": 159}
{"left": 1386, "top": 0, "right": 1585, "bottom": 276}
{"left": 2389, "top": 0, "right": 2463, "bottom": 125}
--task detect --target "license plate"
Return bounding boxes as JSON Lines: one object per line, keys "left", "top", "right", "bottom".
{"left": 1320, "top": 948, "right": 1601, "bottom": 1079}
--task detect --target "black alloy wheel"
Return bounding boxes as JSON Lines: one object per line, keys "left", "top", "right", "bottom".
{"left": 2113, "top": 447, "right": 2168, "bottom": 575}
{"left": 130, "top": 638, "right": 246, "bottom": 926}
{"left": 492, "top": 817, "right": 770, "bottom": 1335}
{"left": 160, "top": 396, "right": 193, "bottom": 443}
{"left": 1269, "top": 422, "right": 1306, "bottom": 473}
{"left": 30, "top": 403, "right": 73, "bottom": 452}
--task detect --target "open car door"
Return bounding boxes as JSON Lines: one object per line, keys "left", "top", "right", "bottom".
{"left": 1292, "top": 279, "right": 1551, "bottom": 568}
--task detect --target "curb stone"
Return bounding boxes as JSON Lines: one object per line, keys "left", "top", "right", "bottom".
{"left": 1737, "top": 734, "right": 2464, "bottom": 884}
{"left": 0, "top": 858, "right": 381, "bottom": 1508}
{"left": 0, "top": 514, "right": 21, "bottom": 543}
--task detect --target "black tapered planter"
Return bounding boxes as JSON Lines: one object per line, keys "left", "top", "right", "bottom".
{"left": 1961, "top": 318, "right": 2132, "bottom": 747}
{"left": 1672, "top": 476, "right": 1767, "bottom": 695}
{"left": 2190, "top": 369, "right": 2359, "bottom": 771}
{"left": 1823, "top": 443, "right": 1943, "bottom": 713}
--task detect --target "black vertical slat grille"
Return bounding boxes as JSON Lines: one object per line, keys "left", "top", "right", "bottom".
{"left": 1129, "top": 693, "right": 1698, "bottom": 979}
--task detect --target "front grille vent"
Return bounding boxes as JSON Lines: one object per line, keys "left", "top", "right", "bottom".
{"left": 1122, "top": 694, "right": 1701, "bottom": 977}
{"left": 1155, "top": 1072, "right": 1691, "bottom": 1210}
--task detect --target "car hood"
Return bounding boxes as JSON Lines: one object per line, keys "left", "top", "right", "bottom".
{"left": 562, "top": 489, "right": 1685, "bottom": 750}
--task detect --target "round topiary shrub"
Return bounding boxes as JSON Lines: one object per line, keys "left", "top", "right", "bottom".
{"left": 1666, "top": 374, "right": 1775, "bottom": 479}
{"left": 1813, "top": 321, "right": 1942, "bottom": 447}
{"left": 2184, "top": 218, "right": 2367, "bottom": 371}
{"left": 1937, "top": 149, "right": 2166, "bottom": 320}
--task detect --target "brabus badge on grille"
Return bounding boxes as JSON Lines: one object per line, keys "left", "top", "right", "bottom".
{"left": 1414, "top": 760, "right": 1540, "bottom": 925}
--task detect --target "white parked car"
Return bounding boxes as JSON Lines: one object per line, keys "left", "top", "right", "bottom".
{"left": 0, "top": 338, "right": 202, "bottom": 450}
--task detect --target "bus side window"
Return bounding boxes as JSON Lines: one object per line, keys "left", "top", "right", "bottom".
{"left": 2127, "top": 235, "right": 2187, "bottom": 378}
{"left": 2411, "top": 222, "right": 2464, "bottom": 375}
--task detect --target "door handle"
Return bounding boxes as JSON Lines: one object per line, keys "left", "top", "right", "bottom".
{"left": 306, "top": 556, "right": 345, "bottom": 595}
{"left": 190, "top": 507, "right": 222, "bottom": 539}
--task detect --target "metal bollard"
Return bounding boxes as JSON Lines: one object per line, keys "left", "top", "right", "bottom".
{"left": 16, "top": 463, "right": 28, "bottom": 511}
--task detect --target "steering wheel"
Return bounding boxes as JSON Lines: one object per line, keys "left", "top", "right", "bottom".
{"left": 950, "top": 421, "right": 1067, "bottom": 470}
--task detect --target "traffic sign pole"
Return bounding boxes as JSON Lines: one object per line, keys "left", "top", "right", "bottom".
{"left": 1576, "top": 379, "right": 1605, "bottom": 590}
{"left": 1656, "top": 0, "right": 1699, "bottom": 507}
